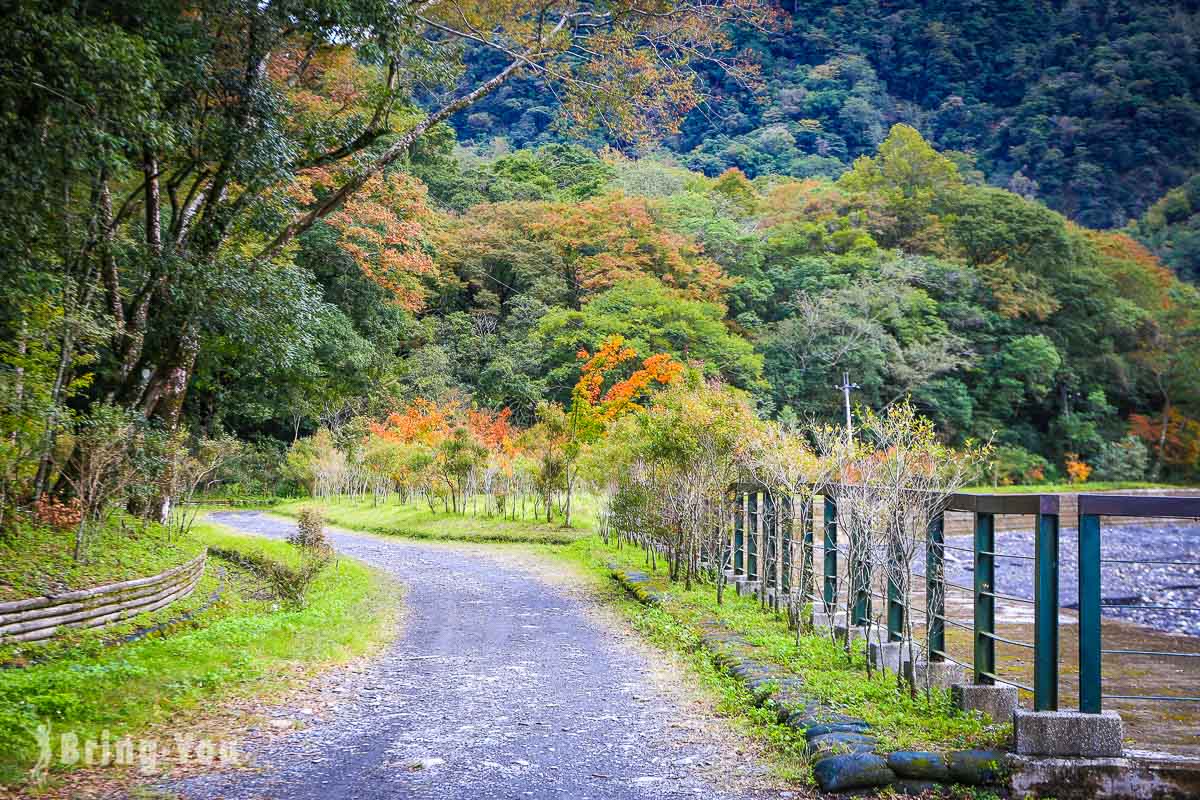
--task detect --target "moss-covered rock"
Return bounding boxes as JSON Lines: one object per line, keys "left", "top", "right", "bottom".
{"left": 811, "top": 752, "right": 896, "bottom": 792}
{"left": 887, "top": 750, "right": 951, "bottom": 781}
{"left": 947, "top": 749, "right": 1007, "bottom": 785}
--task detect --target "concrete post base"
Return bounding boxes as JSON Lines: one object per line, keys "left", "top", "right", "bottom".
{"left": 952, "top": 683, "right": 1019, "bottom": 723}
{"left": 812, "top": 609, "right": 846, "bottom": 629}
{"left": 735, "top": 580, "right": 760, "bottom": 597}
{"left": 910, "top": 660, "right": 965, "bottom": 690}
{"left": 833, "top": 622, "right": 868, "bottom": 642}
{"left": 1013, "top": 709, "right": 1124, "bottom": 758}
{"left": 765, "top": 588, "right": 794, "bottom": 610}
{"left": 869, "top": 641, "right": 913, "bottom": 673}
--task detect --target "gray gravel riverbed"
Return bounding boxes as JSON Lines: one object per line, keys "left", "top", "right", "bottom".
{"left": 167, "top": 512, "right": 779, "bottom": 800}
{"left": 941, "top": 521, "right": 1200, "bottom": 636}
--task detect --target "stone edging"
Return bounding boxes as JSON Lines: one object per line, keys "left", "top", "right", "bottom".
{"left": 0, "top": 550, "right": 208, "bottom": 643}
{"left": 609, "top": 564, "right": 1006, "bottom": 794}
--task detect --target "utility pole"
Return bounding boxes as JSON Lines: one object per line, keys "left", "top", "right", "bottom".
{"left": 835, "top": 371, "right": 859, "bottom": 446}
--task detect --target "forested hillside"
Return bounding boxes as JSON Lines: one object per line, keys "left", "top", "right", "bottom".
{"left": 453, "top": 0, "right": 1200, "bottom": 234}
{"left": 1, "top": 0, "right": 1198, "bottom": 520}
{"left": 269, "top": 130, "right": 1200, "bottom": 487}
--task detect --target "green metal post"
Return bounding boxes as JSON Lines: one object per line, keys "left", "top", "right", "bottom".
{"left": 763, "top": 491, "right": 777, "bottom": 589}
{"left": 1034, "top": 511, "right": 1060, "bottom": 712}
{"left": 747, "top": 491, "right": 759, "bottom": 582}
{"left": 974, "top": 512, "right": 995, "bottom": 684}
{"left": 781, "top": 496, "right": 793, "bottom": 594}
{"left": 823, "top": 494, "right": 837, "bottom": 611}
{"left": 852, "top": 522, "right": 871, "bottom": 627}
{"left": 802, "top": 498, "right": 814, "bottom": 603}
{"left": 887, "top": 538, "right": 904, "bottom": 643}
{"left": 733, "top": 491, "right": 744, "bottom": 576}
{"left": 926, "top": 512, "right": 945, "bottom": 662}
{"left": 1079, "top": 513, "right": 1102, "bottom": 713}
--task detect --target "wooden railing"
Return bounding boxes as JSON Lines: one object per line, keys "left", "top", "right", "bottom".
{"left": 0, "top": 550, "right": 207, "bottom": 643}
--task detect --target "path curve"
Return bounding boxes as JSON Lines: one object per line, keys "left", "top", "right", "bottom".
{"left": 170, "top": 512, "right": 772, "bottom": 800}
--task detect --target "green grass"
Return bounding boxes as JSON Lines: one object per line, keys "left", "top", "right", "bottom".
{"left": 272, "top": 495, "right": 598, "bottom": 544}
{"left": 965, "top": 481, "right": 1191, "bottom": 494}
{"left": 0, "top": 515, "right": 204, "bottom": 601}
{"left": 0, "top": 516, "right": 399, "bottom": 787}
{"left": 559, "top": 537, "right": 1010, "bottom": 755}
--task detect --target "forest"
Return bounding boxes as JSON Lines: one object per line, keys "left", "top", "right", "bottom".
{"left": 459, "top": 1, "right": 1200, "bottom": 231}
{"left": 1, "top": 0, "right": 1199, "bottom": 528}
{"left": 5, "top": 3, "right": 1200, "bottom": 793}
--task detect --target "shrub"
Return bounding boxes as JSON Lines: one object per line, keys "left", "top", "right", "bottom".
{"left": 1091, "top": 435, "right": 1150, "bottom": 482}
{"left": 210, "top": 546, "right": 330, "bottom": 608}
{"left": 987, "top": 445, "right": 1049, "bottom": 486}
{"left": 262, "top": 555, "right": 330, "bottom": 608}
{"left": 290, "top": 507, "right": 331, "bottom": 555}
{"left": 1065, "top": 453, "right": 1092, "bottom": 484}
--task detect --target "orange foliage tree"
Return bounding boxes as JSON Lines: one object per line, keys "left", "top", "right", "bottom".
{"left": 435, "top": 194, "right": 731, "bottom": 310}
{"left": 564, "top": 335, "right": 682, "bottom": 524}
{"left": 1129, "top": 409, "right": 1200, "bottom": 474}
{"left": 1064, "top": 453, "right": 1092, "bottom": 485}
{"left": 288, "top": 169, "right": 437, "bottom": 312}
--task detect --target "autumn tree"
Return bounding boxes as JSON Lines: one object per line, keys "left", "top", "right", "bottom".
{"left": 1129, "top": 283, "right": 1200, "bottom": 478}
{"left": 1, "top": 0, "right": 775, "bottom": 503}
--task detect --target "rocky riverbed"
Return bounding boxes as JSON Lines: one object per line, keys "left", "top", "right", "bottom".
{"left": 942, "top": 521, "right": 1200, "bottom": 637}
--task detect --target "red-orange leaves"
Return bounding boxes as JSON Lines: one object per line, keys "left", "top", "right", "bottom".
{"left": 436, "top": 193, "right": 730, "bottom": 309}
{"left": 325, "top": 173, "right": 436, "bottom": 312}
{"left": 573, "top": 335, "right": 682, "bottom": 422}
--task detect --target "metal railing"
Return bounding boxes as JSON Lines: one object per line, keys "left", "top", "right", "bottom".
{"left": 1077, "top": 494, "right": 1200, "bottom": 713}
{"left": 726, "top": 484, "right": 1065, "bottom": 710}
{"left": 726, "top": 483, "right": 1200, "bottom": 721}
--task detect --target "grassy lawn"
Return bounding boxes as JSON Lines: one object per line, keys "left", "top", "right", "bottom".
{"left": 0, "top": 516, "right": 399, "bottom": 788}
{"left": 964, "top": 481, "right": 1192, "bottom": 494}
{"left": 0, "top": 516, "right": 204, "bottom": 601}
{"left": 272, "top": 495, "right": 598, "bottom": 544}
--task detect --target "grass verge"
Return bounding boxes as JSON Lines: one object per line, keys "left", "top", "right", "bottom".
{"left": 272, "top": 496, "right": 595, "bottom": 544}
{"left": 964, "top": 481, "right": 1191, "bottom": 494}
{"left": 556, "top": 537, "right": 1010, "bottom": 756}
{"left": 0, "top": 516, "right": 399, "bottom": 789}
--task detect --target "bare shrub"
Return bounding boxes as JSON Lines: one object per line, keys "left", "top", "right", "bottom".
{"left": 290, "top": 507, "right": 332, "bottom": 555}
{"left": 212, "top": 546, "right": 330, "bottom": 608}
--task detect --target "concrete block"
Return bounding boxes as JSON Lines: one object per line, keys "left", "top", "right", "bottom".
{"left": 833, "top": 623, "right": 868, "bottom": 642}
{"left": 735, "top": 580, "right": 760, "bottom": 597}
{"left": 952, "top": 683, "right": 1019, "bottom": 723}
{"left": 869, "top": 641, "right": 914, "bottom": 673}
{"left": 765, "top": 589, "right": 795, "bottom": 611}
{"left": 1013, "top": 709, "right": 1123, "bottom": 758}
{"left": 1007, "top": 750, "right": 1200, "bottom": 800}
{"left": 910, "top": 660, "right": 965, "bottom": 690}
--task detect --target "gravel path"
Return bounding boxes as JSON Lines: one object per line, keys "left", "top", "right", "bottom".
{"left": 942, "top": 521, "right": 1200, "bottom": 636}
{"left": 169, "top": 512, "right": 777, "bottom": 800}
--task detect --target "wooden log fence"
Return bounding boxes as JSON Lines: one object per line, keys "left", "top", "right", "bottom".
{"left": 0, "top": 550, "right": 207, "bottom": 643}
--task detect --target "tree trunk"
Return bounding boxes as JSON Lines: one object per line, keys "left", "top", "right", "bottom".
{"left": 1153, "top": 398, "right": 1171, "bottom": 480}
